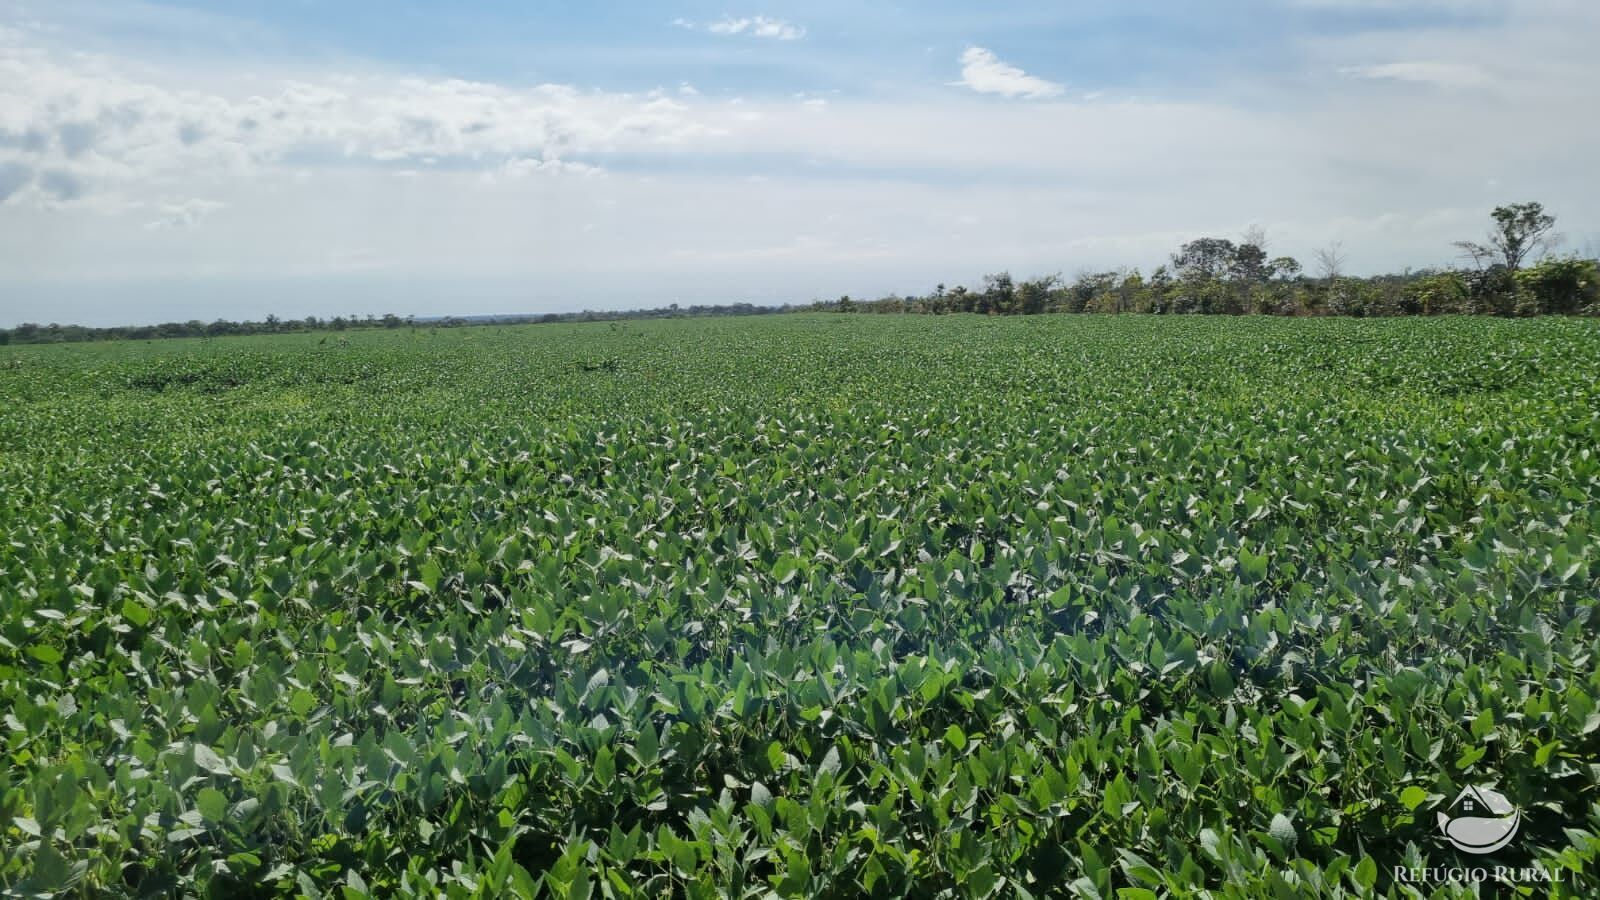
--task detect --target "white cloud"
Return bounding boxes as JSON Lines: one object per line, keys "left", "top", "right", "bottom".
{"left": 143, "top": 198, "right": 224, "bottom": 229}
{"left": 0, "top": 28, "right": 707, "bottom": 209}
{"left": 1340, "top": 61, "right": 1492, "bottom": 88}
{"left": 954, "top": 47, "right": 1064, "bottom": 99}
{"left": 677, "top": 17, "right": 806, "bottom": 41}
{"left": 501, "top": 157, "right": 605, "bottom": 178}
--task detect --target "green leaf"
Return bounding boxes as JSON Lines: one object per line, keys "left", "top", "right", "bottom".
{"left": 28, "top": 645, "right": 62, "bottom": 664}
{"left": 1354, "top": 856, "right": 1377, "bottom": 890}
{"left": 569, "top": 868, "right": 593, "bottom": 900}
{"left": 944, "top": 724, "right": 968, "bottom": 751}
{"left": 1268, "top": 813, "right": 1297, "bottom": 854}
{"left": 771, "top": 555, "right": 801, "bottom": 585}
{"left": 1239, "top": 547, "right": 1269, "bottom": 583}
{"left": 193, "top": 743, "right": 231, "bottom": 776}
{"left": 29, "top": 843, "right": 73, "bottom": 891}
{"left": 750, "top": 781, "right": 773, "bottom": 809}
{"left": 197, "top": 787, "right": 229, "bottom": 822}
{"left": 967, "top": 866, "right": 1002, "bottom": 897}
{"left": 120, "top": 598, "right": 152, "bottom": 627}
{"left": 1470, "top": 710, "right": 1495, "bottom": 740}
{"left": 289, "top": 690, "right": 317, "bottom": 717}
{"left": 593, "top": 748, "right": 615, "bottom": 788}
{"left": 1399, "top": 786, "right": 1428, "bottom": 811}
{"left": 1455, "top": 744, "right": 1487, "bottom": 771}
{"left": 818, "top": 746, "right": 841, "bottom": 776}
{"left": 419, "top": 558, "right": 443, "bottom": 592}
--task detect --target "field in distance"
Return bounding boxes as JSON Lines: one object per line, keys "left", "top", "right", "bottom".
{"left": 2, "top": 314, "right": 1598, "bottom": 897}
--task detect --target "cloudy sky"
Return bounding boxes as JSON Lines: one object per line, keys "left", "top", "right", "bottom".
{"left": 2, "top": 0, "right": 1598, "bottom": 326}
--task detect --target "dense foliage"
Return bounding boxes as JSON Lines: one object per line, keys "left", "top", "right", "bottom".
{"left": 824, "top": 255, "right": 1599, "bottom": 319}
{"left": 830, "top": 204, "right": 1597, "bottom": 319}
{"left": 2, "top": 315, "right": 1599, "bottom": 897}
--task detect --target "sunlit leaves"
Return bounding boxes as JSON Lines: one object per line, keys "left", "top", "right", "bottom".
{"left": 1, "top": 314, "right": 1597, "bottom": 895}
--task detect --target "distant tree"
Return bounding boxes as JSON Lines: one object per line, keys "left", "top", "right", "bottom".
{"left": 980, "top": 273, "right": 1014, "bottom": 315}
{"left": 1455, "top": 201, "right": 1558, "bottom": 272}
{"left": 1404, "top": 271, "right": 1469, "bottom": 315}
{"left": 1229, "top": 242, "right": 1270, "bottom": 283}
{"left": 1172, "top": 238, "right": 1237, "bottom": 282}
{"left": 948, "top": 285, "right": 971, "bottom": 313}
{"left": 1516, "top": 256, "right": 1598, "bottom": 315}
{"left": 1143, "top": 266, "right": 1173, "bottom": 314}
{"left": 1313, "top": 242, "right": 1347, "bottom": 282}
{"left": 1066, "top": 271, "right": 1116, "bottom": 313}
{"left": 1113, "top": 269, "right": 1143, "bottom": 314}
{"left": 1233, "top": 226, "right": 1274, "bottom": 284}
{"left": 1016, "top": 274, "right": 1058, "bottom": 315}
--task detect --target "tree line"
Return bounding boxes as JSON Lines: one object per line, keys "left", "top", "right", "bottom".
{"left": 0, "top": 312, "right": 426, "bottom": 346}
{"left": 818, "top": 203, "right": 1596, "bottom": 318}
{"left": 0, "top": 304, "right": 785, "bottom": 346}
{"left": 2, "top": 202, "right": 1594, "bottom": 345}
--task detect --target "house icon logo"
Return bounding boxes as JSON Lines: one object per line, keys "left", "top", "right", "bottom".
{"left": 1438, "top": 785, "right": 1520, "bottom": 854}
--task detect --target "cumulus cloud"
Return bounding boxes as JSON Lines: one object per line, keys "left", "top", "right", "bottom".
{"left": 1340, "top": 61, "right": 1492, "bottom": 88}
{"left": 954, "top": 47, "right": 1064, "bottom": 99}
{"left": 675, "top": 17, "right": 805, "bottom": 40}
{"left": 0, "top": 28, "right": 708, "bottom": 208}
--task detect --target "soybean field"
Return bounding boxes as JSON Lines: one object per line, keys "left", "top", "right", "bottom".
{"left": 2, "top": 314, "right": 1599, "bottom": 897}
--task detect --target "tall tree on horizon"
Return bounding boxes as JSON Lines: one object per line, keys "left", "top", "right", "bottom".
{"left": 1455, "top": 202, "right": 1559, "bottom": 272}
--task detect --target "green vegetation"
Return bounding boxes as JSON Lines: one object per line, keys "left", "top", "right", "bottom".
{"left": 2, "top": 314, "right": 1598, "bottom": 897}
{"left": 0, "top": 305, "right": 782, "bottom": 347}
{"left": 3, "top": 203, "right": 1594, "bottom": 349}
{"left": 828, "top": 204, "right": 1597, "bottom": 319}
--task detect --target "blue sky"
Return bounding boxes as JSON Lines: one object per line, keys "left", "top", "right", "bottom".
{"left": 2, "top": 0, "right": 1597, "bottom": 325}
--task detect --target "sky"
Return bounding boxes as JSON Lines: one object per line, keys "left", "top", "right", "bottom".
{"left": 1, "top": 0, "right": 1598, "bottom": 327}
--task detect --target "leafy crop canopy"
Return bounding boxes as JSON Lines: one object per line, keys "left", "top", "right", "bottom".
{"left": 1, "top": 314, "right": 1598, "bottom": 895}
